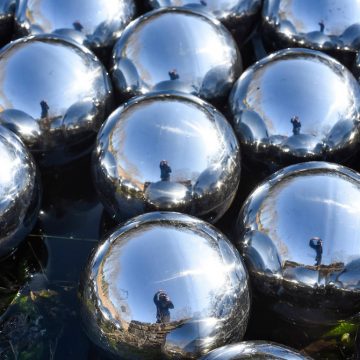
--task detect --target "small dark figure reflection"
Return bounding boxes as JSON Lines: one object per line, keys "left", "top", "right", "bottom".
{"left": 40, "top": 100, "right": 49, "bottom": 119}
{"left": 309, "top": 237, "right": 323, "bottom": 266}
{"left": 160, "top": 160, "right": 172, "bottom": 181}
{"left": 168, "top": 69, "right": 179, "bottom": 81}
{"left": 200, "top": 0, "right": 207, "bottom": 5}
{"left": 73, "top": 21, "right": 84, "bottom": 32}
{"left": 153, "top": 290, "right": 174, "bottom": 323}
{"left": 319, "top": 21, "right": 325, "bottom": 33}
{"left": 291, "top": 116, "right": 301, "bottom": 135}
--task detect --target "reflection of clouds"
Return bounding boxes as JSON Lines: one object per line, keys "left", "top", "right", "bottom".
{"left": 302, "top": 195, "right": 360, "bottom": 215}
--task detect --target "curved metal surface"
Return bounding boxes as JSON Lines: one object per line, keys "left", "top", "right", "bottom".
{"left": 0, "top": 34, "right": 113, "bottom": 166}
{"left": 146, "top": 0, "right": 261, "bottom": 43}
{"left": 234, "top": 161, "right": 360, "bottom": 325}
{"left": 229, "top": 48, "right": 360, "bottom": 168}
{"left": 0, "top": 125, "right": 40, "bottom": 258}
{"left": 80, "top": 212, "right": 250, "bottom": 359}
{"left": 14, "top": 0, "right": 137, "bottom": 50}
{"left": 263, "top": 0, "right": 360, "bottom": 54}
{"left": 111, "top": 8, "right": 242, "bottom": 104}
{"left": 93, "top": 92, "right": 240, "bottom": 223}
{"left": 200, "top": 341, "right": 313, "bottom": 359}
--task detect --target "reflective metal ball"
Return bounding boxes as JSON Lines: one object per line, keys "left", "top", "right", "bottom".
{"left": 263, "top": 0, "right": 360, "bottom": 55}
{"left": 80, "top": 212, "right": 250, "bottom": 359}
{"left": 200, "top": 341, "right": 312, "bottom": 359}
{"left": 234, "top": 161, "right": 360, "bottom": 325}
{"left": 0, "top": 35, "right": 113, "bottom": 166}
{"left": 93, "top": 92, "right": 240, "bottom": 223}
{"left": 0, "top": 125, "right": 40, "bottom": 258}
{"left": 229, "top": 48, "right": 360, "bottom": 168}
{"left": 14, "top": 0, "right": 137, "bottom": 50}
{"left": 146, "top": 0, "right": 261, "bottom": 44}
{"left": 111, "top": 8, "right": 242, "bottom": 104}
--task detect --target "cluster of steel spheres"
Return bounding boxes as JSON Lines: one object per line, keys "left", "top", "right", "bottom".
{"left": 1, "top": 0, "right": 360, "bottom": 359}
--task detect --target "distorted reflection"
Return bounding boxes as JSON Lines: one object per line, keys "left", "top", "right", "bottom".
{"left": 160, "top": 160, "right": 172, "bottom": 181}
{"left": 309, "top": 237, "right": 323, "bottom": 266}
{"left": 40, "top": 100, "right": 49, "bottom": 119}
{"left": 290, "top": 116, "right": 301, "bottom": 135}
{"left": 154, "top": 290, "right": 174, "bottom": 323}
{"left": 318, "top": 20, "right": 325, "bottom": 33}
{"left": 73, "top": 21, "right": 84, "bottom": 32}
{"left": 168, "top": 69, "right": 180, "bottom": 81}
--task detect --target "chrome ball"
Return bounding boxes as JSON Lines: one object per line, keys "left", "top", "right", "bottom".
{"left": 234, "top": 161, "right": 360, "bottom": 326}
{"left": 0, "top": 125, "right": 40, "bottom": 258}
{"left": 263, "top": 0, "right": 360, "bottom": 55}
{"left": 0, "top": 35, "right": 113, "bottom": 166}
{"left": 80, "top": 212, "right": 250, "bottom": 359}
{"left": 111, "top": 8, "right": 242, "bottom": 104}
{"left": 14, "top": 0, "right": 137, "bottom": 50}
{"left": 229, "top": 48, "right": 360, "bottom": 168}
{"left": 200, "top": 341, "right": 312, "bottom": 359}
{"left": 146, "top": 0, "right": 261, "bottom": 44}
{"left": 93, "top": 92, "right": 240, "bottom": 223}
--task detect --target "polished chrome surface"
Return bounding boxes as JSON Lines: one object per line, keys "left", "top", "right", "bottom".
{"left": 263, "top": 0, "right": 360, "bottom": 53}
{"left": 0, "top": 35, "right": 113, "bottom": 166}
{"left": 80, "top": 212, "right": 250, "bottom": 359}
{"left": 0, "top": 125, "right": 40, "bottom": 257}
{"left": 234, "top": 161, "right": 360, "bottom": 325}
{"left": 15, "top": 0, "right": 136, "bottom": 50}
{"left": 229, "top": 48, "right": 360, "bottom": 167}
{"left": 146, "top": 0, "right": 261, "bottom": 43}
{"left": 200, "top": 341, "right": 312, "bottom": 359}
{"left": 93, "top": 92, "right": 240, "bottom": 223}
{"left": 111, "top": 8, "right": 242, "bottom": 104}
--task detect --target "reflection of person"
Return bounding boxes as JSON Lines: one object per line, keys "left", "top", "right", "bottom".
{"left": 319, "top": 21, "right": 325, "bottom": 33}
{"left": 153, "top": 290, "right": 174, "bottom": 323}
{"left": 291, "top": 116, "right": 301, "bottom": 135}
{"left": 168, "top": 69, "right": 179, "bottom": 81}
{"left": 73, "top": 21, "right": 84, "bottom": 32}
{"left": 160, "top": 160, "right": 172, "bottom": 181}
{"left": 309, "top": 237, "right": 323, "bottom": 266}
{"left": 40, "top": 100, "right": 49, "bottom": 119}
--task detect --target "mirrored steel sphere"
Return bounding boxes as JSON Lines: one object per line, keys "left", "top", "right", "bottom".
{"left": 263, "top": 0, "right": 360, "bottom": 55}
{"left": 146, "top": 0, "right": 261, "bottom": 44}
{"left": 0, "top": 125, "right": 40, "bottom": 258}
{"left": 234, "top": 161, "right": 360, "bottom": 325}
{"left": 111, "top": 8, "right": 242, "bottom": 104}
{"left": 80, "top": 212, "right": 250, "bottom": 359}
{"left": 93, "top": 92, "right": 241, "bottom": 223}
{"left": 0, "top": 35, "right": 113, "bottom": 166}
{"left": 14, "top": 0, "right": 137, "bottom": 50}
{"left": 200, "top": 341, "right": 312, "bottom": 359}
{"left": 229, "top": 48, "right": 360, "bottom": 168}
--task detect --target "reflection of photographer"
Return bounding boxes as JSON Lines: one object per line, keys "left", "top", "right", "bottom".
{"left": 290, "top": 116, "right": 301, "bottom": 135}
{"left": 309, "top": 237, "right": 323, "bottom": 266}
{"left": 160, "top": 160, "right": 172, "bottom": 181}
{"left": 153, "top": 290, "right": 174, "bottom": 323}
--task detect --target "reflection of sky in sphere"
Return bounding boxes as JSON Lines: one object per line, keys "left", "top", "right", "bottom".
{"left": 0, "top": 41, "right": 101, "bottom": 119}
{"left": 279, "top": 0, "right": 360, "bottom": 36}
{"left": 110, "top": 99, "right": 222, "bottom": 184}
{"left": 122, "top": 12, "right": 233, "bottom": 88}
{"left": 245, "top": 57, "right": 355, "bottom": 137}
{"left": 101, "top": 225, "right": 232, "bottom": 323}
{"left": 259, "top": 173, "right": 360, "bottom": 266}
